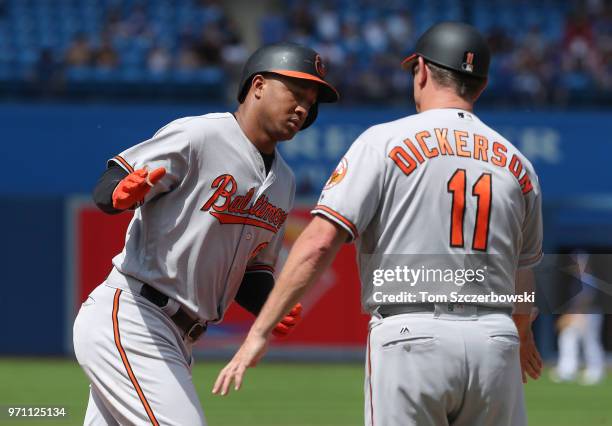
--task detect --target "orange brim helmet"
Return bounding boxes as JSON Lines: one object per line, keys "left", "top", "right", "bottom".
{"left": 237, "top": 42, "right": 339, "bottom": 130}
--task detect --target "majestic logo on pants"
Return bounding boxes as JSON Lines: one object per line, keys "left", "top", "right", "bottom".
{"left": 201, "top": 174, "right": 288, "bottom": 233}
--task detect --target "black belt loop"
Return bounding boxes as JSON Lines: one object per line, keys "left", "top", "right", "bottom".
{"left": 140, "top": 284, "right": 207, "bottom": 341}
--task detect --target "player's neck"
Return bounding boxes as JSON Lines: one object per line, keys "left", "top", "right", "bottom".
{"left": 417, "top": 90, "right": 474, "bottom": 113}
{"left": 233, "top": 109, "right": 277, "bottom": 154}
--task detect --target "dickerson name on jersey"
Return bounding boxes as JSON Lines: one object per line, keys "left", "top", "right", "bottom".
{"left": 389, "top": 128, "right": 533, "bottom": 195}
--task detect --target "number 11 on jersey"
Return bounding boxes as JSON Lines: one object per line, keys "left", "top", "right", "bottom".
{"left": 447, "top": 169, "right": 492, "bottom": 251}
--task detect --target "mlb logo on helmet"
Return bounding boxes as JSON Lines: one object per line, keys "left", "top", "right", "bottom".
{"left": 461, "top": 51, "right": 475, "bottom": 73}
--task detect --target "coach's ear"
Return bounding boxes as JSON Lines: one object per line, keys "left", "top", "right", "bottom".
{"left": 417, "top": 56, "right": 428, "bottom": 88}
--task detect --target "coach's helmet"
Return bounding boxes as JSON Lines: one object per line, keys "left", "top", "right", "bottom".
{"left": 237, "top": 42, "right": 339, "bottom": 130}
{"left": 401, "top": 22, "right": 490, "bottom": 79}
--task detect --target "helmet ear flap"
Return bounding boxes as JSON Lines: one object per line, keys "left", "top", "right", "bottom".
{"left": 300, "top": 102, "right": 318, "bottom": 130}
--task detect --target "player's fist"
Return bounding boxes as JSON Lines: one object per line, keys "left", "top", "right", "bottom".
{"left": 272, "top": 303, "right": 303, "bottom": 338}
{"left": 112, "top": 167, "right": 166, "bottom": 210}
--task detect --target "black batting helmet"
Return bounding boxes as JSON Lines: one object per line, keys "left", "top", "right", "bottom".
{"left": 237, "top": 42, "right": 339, "bottom": 130}
{"left": 401, "top": 22, "right": 490, "bottom": 79}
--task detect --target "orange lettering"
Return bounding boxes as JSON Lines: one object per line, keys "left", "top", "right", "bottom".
{"left": 491, "top": 142, "right": 507, "bottom": 167}
{"left": 415, "top": 131, "right": 439, "bottom": 158}
{"left": 519, "top": 173, "right": 534, "bottom": 194}
{"left": 239, "top": 188, "right": 254, "bottom": 211}
{"left": 473, "top": 134, "right": 488, "bottom": 162}
{"left": 202, "top": 174, "right": 236, "bottom": 211}
{"left": 403, "top": 138, "right": 425, "bottom": 164}
{"left": 435, "top": 128, "right": 454, "bottom": 155}
{"left": 390, "top": 146, "right": 417, "bottom": 176}
{"left": 229, "top": 196, "right": 243, "bottom": 213}
{"left": 509, "top": 155, "right": 523, "bottom": 178}
{"left": 454, "top": 130, "right": 471, "bottom": 157}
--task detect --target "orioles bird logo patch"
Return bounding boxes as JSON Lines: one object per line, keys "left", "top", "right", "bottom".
{"left": 314, "top": 54, "right": 327, "bottom": 78}
{"left": 324, "top": 157, "right": 348, "bottom": 190}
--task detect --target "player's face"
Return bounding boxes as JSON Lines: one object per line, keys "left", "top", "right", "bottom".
{"left": 260, "top": 74, "right": 318, "bottom": 141}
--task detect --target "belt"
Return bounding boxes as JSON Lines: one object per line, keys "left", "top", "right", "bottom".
{"left": 378, "top": 303, "right": 512, "bottom": 318}
{"left": 378, "top": 304, "right": 436, "bottom": 318}
{"left": 140, "top": 284, "right": 207, "bottom": 341}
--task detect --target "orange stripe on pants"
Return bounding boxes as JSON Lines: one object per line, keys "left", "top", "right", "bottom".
{"left": 112, "top": 289, "right": 160, "bottom": 426}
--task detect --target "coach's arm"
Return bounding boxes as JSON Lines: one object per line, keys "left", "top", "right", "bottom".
{"left": 213, "top": 216, "right": 347, "bottom": 395}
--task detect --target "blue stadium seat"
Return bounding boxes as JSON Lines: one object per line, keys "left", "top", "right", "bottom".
{"left": 0, "top": 62, "right": 15, "bottom": 80}
{"left": 194, "top": 67, "right": 224, "bottom": 84}
{"left": 119, "top": 66, "right": 143, "bottom": 83}
{"left": 69, "top": 66, "right": 96, "bottom": 79}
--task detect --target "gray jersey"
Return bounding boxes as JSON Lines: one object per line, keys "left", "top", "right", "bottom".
{"left": 108, "top": 112, "right": 295, "bottom": 322}
{"left": 313, "top": 108, "right": 542, "bottom": 313}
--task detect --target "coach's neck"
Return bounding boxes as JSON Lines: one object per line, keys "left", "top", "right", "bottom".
{"left": 417, "top": 89, "right": 475, "bottom": 113}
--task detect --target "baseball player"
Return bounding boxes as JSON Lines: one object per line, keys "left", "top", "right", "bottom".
{"left": 72, "top": 42, "right": 339, "bottom": 426}
{"left": 214, "top": 23, "right": 543, "bottom": 426}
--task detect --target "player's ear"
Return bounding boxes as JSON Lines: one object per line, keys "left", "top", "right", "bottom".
{"left": 251, "top": 74, "right": 265, "bottom": 100}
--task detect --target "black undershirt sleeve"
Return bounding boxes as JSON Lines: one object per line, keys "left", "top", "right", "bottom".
{"left": 234, "top": 272, "right": 275, "bottom": 315}
{"left": 92, "top": 164, "right": 129, "bottom": 215}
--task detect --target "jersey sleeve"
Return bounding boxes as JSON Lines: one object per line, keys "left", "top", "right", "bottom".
{"left": 108, "top": 121, "right": 192, "bottom": 202}
{"left": 518, "top": 173, "right": 543, "bottom": 269}
{"left": 311, "top": 134, "right": 385, "bottom": 242}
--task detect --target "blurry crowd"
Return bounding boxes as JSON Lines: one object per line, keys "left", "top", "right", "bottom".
{"left": 2, "top": 0, "right": 611, "bottom": 106}
{"left": 488, "top": 6, "right": 612, "bottom": 106}
{"left": 264, "top": 0, "right": 612, "bottom": 106}
{"left": 9, "top": 0, "right": 249, "bottom": 98}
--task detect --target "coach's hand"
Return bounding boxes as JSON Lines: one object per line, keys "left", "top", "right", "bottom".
{"left": 513, "top": 310, "right": 542, "bottom": 383}
{"left": 112, "top": 167, "right": 166, "bottom": 210}
{"left": 272, "top": 303, "right": 302, "bottom": 337}
{"left": 212, "top": 332, "right": 269, "bottom": 396}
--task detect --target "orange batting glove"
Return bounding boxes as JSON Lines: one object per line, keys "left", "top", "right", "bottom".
{"left": 272, "top": 303, "right": 303, "bottom": 338}
{"left": 112, "top": 167, "right": 166, "bottom": 210}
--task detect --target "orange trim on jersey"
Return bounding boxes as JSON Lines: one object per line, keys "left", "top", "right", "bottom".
{"left": 210, "top": 212, "right": 278, "bottom": 233}
{"left": 367, "top": 328, "right": 375, "bottom": 426}
{"left": 114, "top": 155, "right": 135, "bottom": 173}
{"left": 112, "top": 290, "right": 160, "bottom": 426}
{"left": 313, "top": 205, "right": 358, "bottom": 239}
{"left": 246, "top": 264, "right": 275, "bottom": 274}
{"left": 519, "top": 251, "right": 543, "bottom": 265}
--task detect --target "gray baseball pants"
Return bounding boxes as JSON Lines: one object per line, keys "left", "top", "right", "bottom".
{"left": 364, "top": 305, "right": 526, "bottom": 426}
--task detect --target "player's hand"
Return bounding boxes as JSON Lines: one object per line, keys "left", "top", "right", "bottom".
{"left": 513, "top": 310, "right": 542, "bottom": 383}
{"left": 272, "top": 303, "right": 303, "bottom": 338}
{"left": 112, "top": 167, "right": 166, "bottom": 210}
{"left": 212, "top": 332, "right": 270, "bottom": 396}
